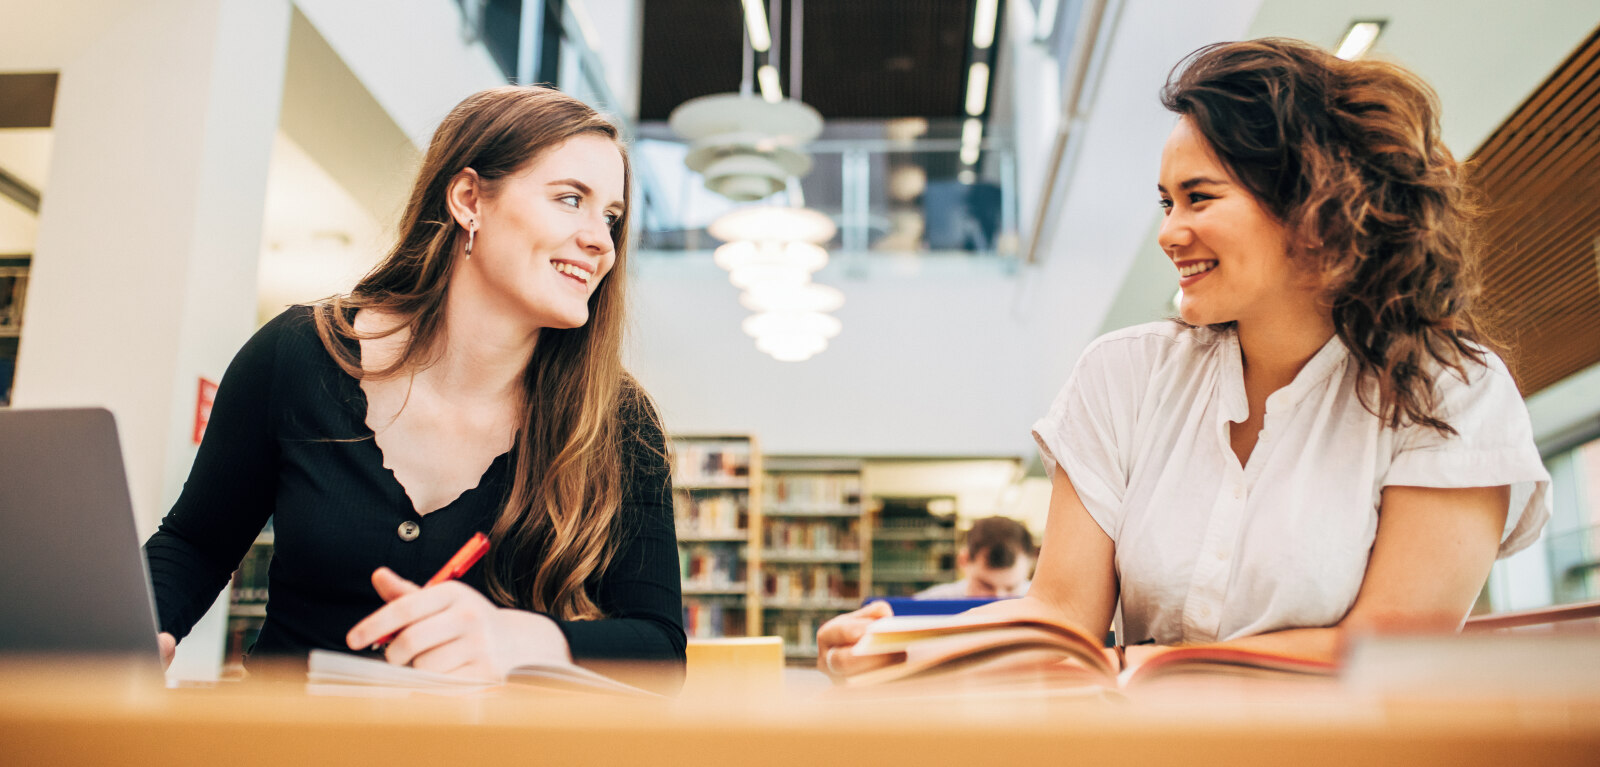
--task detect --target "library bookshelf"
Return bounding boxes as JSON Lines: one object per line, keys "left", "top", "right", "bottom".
{"left": 867, "top": 496, "right": 960, "bottom": 598}
{"left": 671, "top": 435, "right": 763, "bottom": 638}
{"left": 224, "top": 525, "right": 273, "bottom": 679}
{"left": 760, "top": 457, "right": 868, "bottom": 662}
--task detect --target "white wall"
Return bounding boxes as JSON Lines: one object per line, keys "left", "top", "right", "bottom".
{"left": 11, "top": 0, "right": 290, "bottom": 533}
{"left": 293, "top": 0, "right": 508, "bottom": 149}
{"left": 629, "top": 256, "right": 1038, "bottom": 456}
{"left": 6, "top": 0, "right": 293, "bottom": 682}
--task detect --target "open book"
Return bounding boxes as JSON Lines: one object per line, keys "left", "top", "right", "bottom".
{"left": 843, "top": 614, "right": 1336, "bottom": 690}
{"left": 307, "top": 649, "right": 660, "bottom": 698}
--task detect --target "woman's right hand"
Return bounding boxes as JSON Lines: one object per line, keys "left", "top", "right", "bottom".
{"left": 815, "top": 600, "right": 895, "bottom": 679}
{"left": 157, "top": 632, "right": 176, "bottom": 670}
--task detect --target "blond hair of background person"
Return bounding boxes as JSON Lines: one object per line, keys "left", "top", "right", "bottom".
{"left": 819, "top": 39, "right": 1550, "bottom": 678}
{"left": 143, "top": 87, "right": 684, "bottom": 691}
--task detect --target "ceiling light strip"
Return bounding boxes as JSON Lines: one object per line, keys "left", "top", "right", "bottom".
{"left": 741, "top": 0, "right": 773, "bottom": 52}
{"left": 758, "top": 65, "right": 784, "bottom": 103}
{"left": 973, "top": 0, "right": 1000, "bottom": 49}
{"left": 965, "top": 62, "right": 990, "bottom": 116}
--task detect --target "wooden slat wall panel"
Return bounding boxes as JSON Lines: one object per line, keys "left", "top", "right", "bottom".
{"left": 1472, "top": 24, "right": 1600, "bottom": 396}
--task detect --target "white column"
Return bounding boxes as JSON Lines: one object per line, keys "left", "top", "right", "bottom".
{"left": 12, "top": 0, "right": 291, "bottom": 541}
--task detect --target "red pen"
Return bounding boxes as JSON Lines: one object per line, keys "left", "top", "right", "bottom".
{"left": 372, "top": 532, "right": 491, "bottom": 648}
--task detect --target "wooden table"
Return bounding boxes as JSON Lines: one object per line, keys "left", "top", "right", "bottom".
{"left": 3, "top": 659, "right": 1598, "bottom": 766}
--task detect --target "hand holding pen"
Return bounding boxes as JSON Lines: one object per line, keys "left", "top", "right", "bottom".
{"left": 368, "top": 531, "right": 490, "bottom": 648}
{"left": 347, "top": 531, "right": 573, "bottom": 680}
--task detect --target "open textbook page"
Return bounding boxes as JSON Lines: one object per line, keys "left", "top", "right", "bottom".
{"left": 307, "top": 649, "right": 660, "bottom": 698}
{"left": 843, "top": 613, "right": 1334, "bottom": 690}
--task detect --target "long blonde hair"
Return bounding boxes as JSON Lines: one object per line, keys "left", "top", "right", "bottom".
{"left": 313, "top": 86, "right": 647, "bottom": 620}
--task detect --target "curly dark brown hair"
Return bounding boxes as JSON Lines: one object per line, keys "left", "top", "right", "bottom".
{"left": 1161, "top": 38, "right": 1496, "bottom": 436}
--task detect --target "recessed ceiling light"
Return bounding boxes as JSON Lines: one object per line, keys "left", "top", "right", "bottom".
{"left": 1335, "top": 20, "right": 1385, "bottom": 60}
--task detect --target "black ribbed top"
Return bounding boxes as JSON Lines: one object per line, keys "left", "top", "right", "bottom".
{"left": 144, "top": 306, "right": 684, "bottom": 687}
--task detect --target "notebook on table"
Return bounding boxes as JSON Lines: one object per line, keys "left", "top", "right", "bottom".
{"left": 0, "top": 407, "right": 165, "bottom": 681}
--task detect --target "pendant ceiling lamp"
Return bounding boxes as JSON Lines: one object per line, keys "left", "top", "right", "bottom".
{"left": 670, "top": 96, "right": 821, "bottom": 202}
{"left": 671, "top": 0, "right": 844, "bottom": 363}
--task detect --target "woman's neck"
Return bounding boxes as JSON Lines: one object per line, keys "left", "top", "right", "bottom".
{"left": 1235, "top": 310, "right": 1336, "bottom": 392}
{"left": 418, "top": 284, "right": 541, "bottom": 403}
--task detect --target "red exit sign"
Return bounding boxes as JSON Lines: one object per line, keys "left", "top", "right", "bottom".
{"left": 194, "top": 377, "right": 217, "bottom": 445}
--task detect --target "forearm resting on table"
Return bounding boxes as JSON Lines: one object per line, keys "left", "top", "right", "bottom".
{"left": 966, "top": 594, "right": 1109, "bottom": 638}
{"left": 1145, "top": 608, "right": 1472, "bottom": 666}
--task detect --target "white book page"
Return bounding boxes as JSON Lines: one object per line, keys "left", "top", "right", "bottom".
{"left": 307, "top": 649, "right": 660, "bottom": 698}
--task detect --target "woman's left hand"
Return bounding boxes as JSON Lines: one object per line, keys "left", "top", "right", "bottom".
{"left": 346, "top": 567, "right": 572, "bottom": 681}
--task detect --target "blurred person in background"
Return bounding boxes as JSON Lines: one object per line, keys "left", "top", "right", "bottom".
{"left": 916, "top": 516, "right": 1034, "bottom": 599}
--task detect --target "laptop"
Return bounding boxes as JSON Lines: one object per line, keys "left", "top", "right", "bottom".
{"left": 0, "top": 407, "right": 164, "bottom": 678}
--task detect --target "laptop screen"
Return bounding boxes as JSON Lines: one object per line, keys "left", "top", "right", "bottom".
{"left": 0, "top": 407, "right": 163, "bottom": 677}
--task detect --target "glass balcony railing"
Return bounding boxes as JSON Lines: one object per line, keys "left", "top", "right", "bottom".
{"left": 632, "top": 135, "right": 1020, "bottom": 262}
{"left": 459, "top": 2, "right": 1020, "bottom": 264}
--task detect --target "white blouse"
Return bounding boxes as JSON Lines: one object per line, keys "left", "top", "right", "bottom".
{"left": 1032, "top": 322, "right": 1550, "bottom": 645}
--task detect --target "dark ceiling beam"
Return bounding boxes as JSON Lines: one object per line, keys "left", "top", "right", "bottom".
{"left": 0, "top": 73, "right": 58, "bottom": 129}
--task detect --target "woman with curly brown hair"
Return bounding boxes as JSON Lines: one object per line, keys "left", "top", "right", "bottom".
{"left": 819, "top": 38, "right": 1550, "bottom": 674}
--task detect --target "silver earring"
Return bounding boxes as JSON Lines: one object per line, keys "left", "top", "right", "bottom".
{"left": 466, "top": 220, "right": 475, "bottom": 258}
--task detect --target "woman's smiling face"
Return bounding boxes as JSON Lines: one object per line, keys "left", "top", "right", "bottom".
{"left": 1157, "top": 117, "right": 1320, "bottom": 328}
{"left": 466, "top": 133, "right": 625, "bottom": 331}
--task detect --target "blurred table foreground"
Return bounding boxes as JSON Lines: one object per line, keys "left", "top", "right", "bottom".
{"left": 2, "top": 658, "right": 1598, "bottom": 767}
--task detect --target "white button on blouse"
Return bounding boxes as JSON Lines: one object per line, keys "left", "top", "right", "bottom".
{"left": 1032, "top": 323, "right": 1550, "bottom": 646}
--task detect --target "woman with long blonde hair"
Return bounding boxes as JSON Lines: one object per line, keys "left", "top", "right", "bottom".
{"left": 144, "top": 86, "right": 683, "bottom": 689}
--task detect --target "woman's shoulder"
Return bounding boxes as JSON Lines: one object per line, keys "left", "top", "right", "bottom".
{"left": 232, "top": 305, "right": 346, "bottom": 379}
{"left": 1077, "top": 320, "right": 1229, "bottom": 377}
{"left": 1421, "top": 342, "right": 1525, "bottom": 422}
{"left": 257, "top": 304, "right": 331, "bottom": 351}
{"left": 252, "top": 303, "right": 317, "bottom": 338}
{"left": 615, "top": 373, "right": 663, "bottom": 431}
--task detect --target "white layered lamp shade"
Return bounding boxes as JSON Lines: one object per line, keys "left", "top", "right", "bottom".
{"left": 739, "top": 281, "right": 845, "bottom": 313}
{"left": 742, "top": 311, "right": 842, "bottom": 340}
{"left": 713, "top": 241, "right": 829, "bottom": 273}
{"left": 728, "top": 263, "right": 812, "bottom": 290}
{"left": 756, "top": 333, "right": 828, "bottom": 362}
{"left": 700, "top": 154, "right": 790, "bottom": 201}
{"left": 709, "top": 205, "right": 837, "bottom": 245}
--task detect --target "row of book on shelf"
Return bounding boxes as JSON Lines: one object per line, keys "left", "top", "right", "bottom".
{"left": 225, "top": 536, "right": 274, "bottom": 676}
{"left": 674, "top": 490, "right": 746, "bottom": 536}
{"left": 768, "top": 613, "right": 824, "bottom": 657}
{"left": 764, "top": 564, "right": 859, "bottom": 605}
{"left": 873, "top": 539, "right": 955, "bottom": 573}
{"left": 679, "top": 545, "right": 745, "bottom": 591}
{"left": 683, "top": 601, "right": 744, "bottom": 639}
{"left": 229, "top": 540, "right": 273, "bottom": 605}
{"left": 672, "top": 441, "right": 751, "bottom": 485}
{"left": 765, "top": 473, "right": 861, "bottom": 510}
{"left": 765, "top": 518, "right": 861, "bottom": 553}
